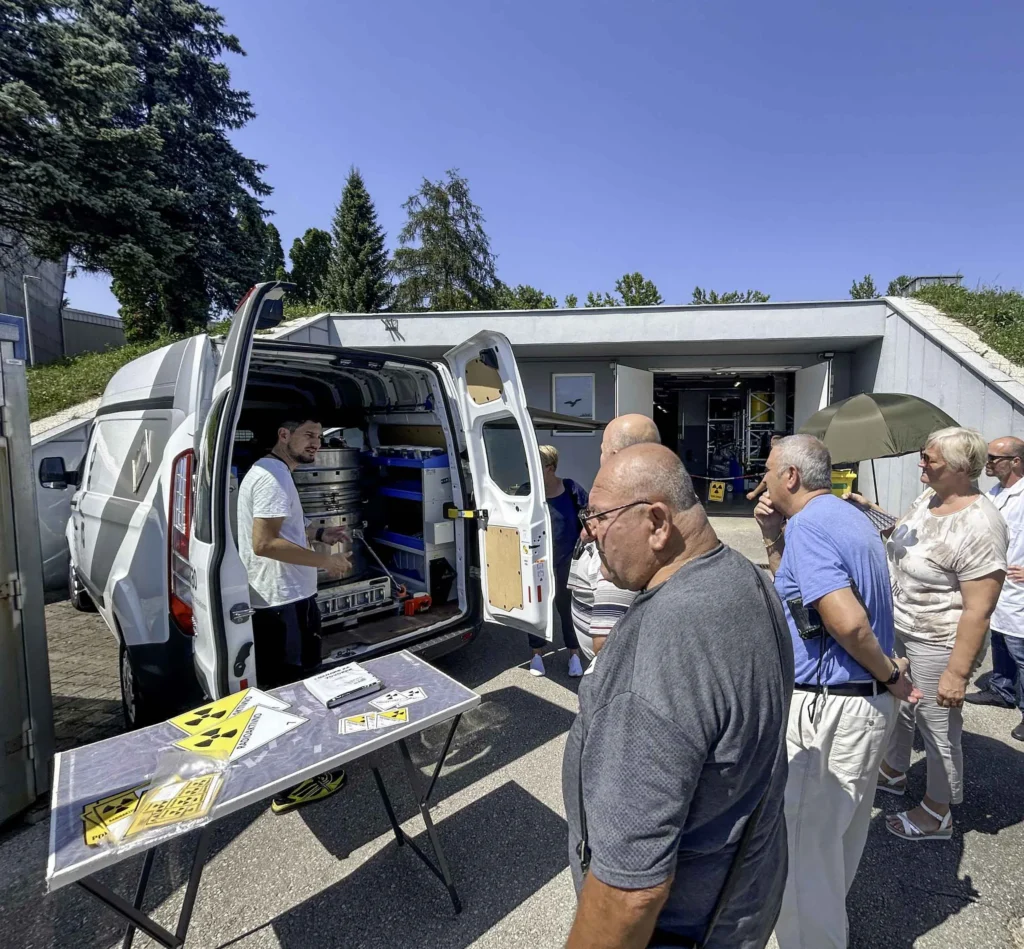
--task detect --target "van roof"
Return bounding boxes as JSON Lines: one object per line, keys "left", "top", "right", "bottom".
{"left": 99, "top": 337, "right": 197, "bottom": 413}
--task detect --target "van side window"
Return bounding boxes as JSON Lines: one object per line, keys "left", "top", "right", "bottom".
{"left": 482, "top": 419, "right": 531, "bottom": 496}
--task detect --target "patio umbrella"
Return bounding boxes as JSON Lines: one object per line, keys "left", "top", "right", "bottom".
{"left": 799, "top": 393, "right": 958, "bottom": 497}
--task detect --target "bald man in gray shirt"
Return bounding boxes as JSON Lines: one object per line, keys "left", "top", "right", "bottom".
{"left": 564, "top": 445, "right": 793, "bottom": 949}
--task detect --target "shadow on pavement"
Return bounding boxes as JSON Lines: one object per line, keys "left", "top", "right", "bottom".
{"left": 50, "top": 694, "right": 123, "bottom": 753}
{"left": 255, "top": 781, "right": 569, "bottom": 949}
{"left": 298, "top": 684, "right": 575, "bottom": 861}
{"left": 849, "top": 731, "right": 1024, "bottom": 949}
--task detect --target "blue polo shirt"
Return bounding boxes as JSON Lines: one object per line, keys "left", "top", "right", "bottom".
{"left": 774, "top": 493, "right": 895, "bottom": 686}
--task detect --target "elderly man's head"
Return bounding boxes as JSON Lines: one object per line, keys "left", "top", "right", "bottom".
{"left": 763, "top": 434, "right": 833, "bottom": 518}
{"left": 600, "top": 414, "right": 661, "bottom": 464}
{"left": 985, "top": 435, "right": 1024, "bottom": 487}
{"left": 584, "top": 443, "right": 711, "bottom": 590}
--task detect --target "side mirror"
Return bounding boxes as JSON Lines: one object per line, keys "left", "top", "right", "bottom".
{"left": 39, "top": 457, "right": 78, "bottom": 490}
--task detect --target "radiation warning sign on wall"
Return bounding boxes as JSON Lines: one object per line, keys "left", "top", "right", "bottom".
{"left": 708, "top": 481, "right": 726, "bottom": 503}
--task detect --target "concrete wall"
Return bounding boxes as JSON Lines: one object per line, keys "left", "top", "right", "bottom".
{"left": 853, "top": 300, "right": 1024, "bottom": 514}
{"left": 63, "top": 309, "right": 125, "bottom": 356}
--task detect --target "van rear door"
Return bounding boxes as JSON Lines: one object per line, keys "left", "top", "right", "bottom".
{"left": 190, "top": 283, "right": 292, "bottom": 698}
{"left": 440, "top": 333, "right": 554, "bottom": 641}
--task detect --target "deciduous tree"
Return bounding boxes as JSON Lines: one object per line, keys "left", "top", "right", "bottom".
{"left": 692, "top": 287, "right": 770, "bottom": 304}
{"left": 849, "top": 274, "right": 878, "bottom": 299}
{"left": 495, "top": 283, "right": 557, "bottom": 309}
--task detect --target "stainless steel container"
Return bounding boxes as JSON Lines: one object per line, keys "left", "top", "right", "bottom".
{"left": 293, "top": 466, "right": 361, "bottom": 487}
{"left": 307, "top": 448, "right": 361, "bottom": 469}
{"left": 297, "top": 484, "right": 363, "bottom": 513}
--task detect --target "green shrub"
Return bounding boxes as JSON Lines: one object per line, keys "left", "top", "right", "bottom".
{"left": 913, "top": 284, "right": 1024, "bottom": 365}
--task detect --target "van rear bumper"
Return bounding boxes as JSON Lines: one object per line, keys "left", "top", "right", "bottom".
{"left": 409, "top": 620, "right": 482, "bottom": 661}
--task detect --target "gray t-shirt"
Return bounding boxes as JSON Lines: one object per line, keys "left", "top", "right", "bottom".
{"left": 562, "top": 544, "right": 794, "bottom": 948}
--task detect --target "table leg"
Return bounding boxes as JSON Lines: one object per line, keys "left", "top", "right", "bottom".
{"left": 371, "top": 764, "right": 405, "bottom": 848}
{"left": 77, "top": 825, "right": 213, "bottom": 949}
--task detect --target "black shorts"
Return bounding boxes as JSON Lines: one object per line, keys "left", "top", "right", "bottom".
{"left": 252, "top": 594, "right": 322, "bottom": 689}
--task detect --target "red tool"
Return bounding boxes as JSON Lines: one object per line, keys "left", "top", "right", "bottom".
{"left": 403, "top": 594, "right": 432, "bottom": 616}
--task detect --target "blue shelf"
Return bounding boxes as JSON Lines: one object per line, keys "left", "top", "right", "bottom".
{"left": 364, "top": 452, "right": 450, "bottom": 469}
{"left": 374, "top": 530, "right": 425, "bottom": 552}
{"left": 380, "top": 486, "right": 423, "bottom": 502}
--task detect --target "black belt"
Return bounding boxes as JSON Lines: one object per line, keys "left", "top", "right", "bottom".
{"left": 794, "top": 680, "right": 881, "bottom": 697}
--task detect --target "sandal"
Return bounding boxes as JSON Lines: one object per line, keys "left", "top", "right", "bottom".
{"left": 886, "top": 802, "right": 953, "bottom": 842}
{"left": 876, "top": 766, "right": 907, "bottom": 797}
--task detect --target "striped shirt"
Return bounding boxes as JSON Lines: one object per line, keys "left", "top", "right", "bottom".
{"left": 568, "top": 544, "right": 638, "bottom": 660}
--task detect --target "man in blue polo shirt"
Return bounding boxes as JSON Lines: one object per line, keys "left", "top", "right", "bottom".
{"left": 755, "top": 435, "right": 920, "bottom": 949}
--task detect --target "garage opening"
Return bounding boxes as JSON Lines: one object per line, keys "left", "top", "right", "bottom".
{"left": 652, "top": 371, "right": 795, "bottom": 511}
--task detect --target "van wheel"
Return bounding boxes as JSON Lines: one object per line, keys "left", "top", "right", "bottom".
{"left": 119, "top": 643, "right": 157, "bottom": 729}
{"left": 68, "top": 561, "right": 95, "bottom": 612}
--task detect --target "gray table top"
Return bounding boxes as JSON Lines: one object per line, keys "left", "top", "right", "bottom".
{"left": 47, "top": 651, "right": 479, "bottom": 891}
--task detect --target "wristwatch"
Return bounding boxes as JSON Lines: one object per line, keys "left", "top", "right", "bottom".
{"left": 882, "top": 659, "right": 900, "bottom": 686}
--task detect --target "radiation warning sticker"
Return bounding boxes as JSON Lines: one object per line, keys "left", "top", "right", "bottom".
{"left": 341, "top": 712, "right": 378, "bottom": 735}
{"left": 708, "top": 480, "right": 726, "bottom": 503}
{"left": 173, "top": 705, "right": 306, "bottom": 761}
{"left": 168, "top": 688, "right": 289, "bottom": 736}
{"left": 377, "top": 708, "right": 409, "bottom": 727}
{"left": 124, "top": 773, "right": 223, "bottom": 838}
{"left": 80, "top": 784, "right": 147, "bottom": 847}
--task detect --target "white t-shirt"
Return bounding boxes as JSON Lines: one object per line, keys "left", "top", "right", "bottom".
{"left": 238, "top": 458, "right": 315, "bottom": 608}
{"left": 567, "top": 543, "right": 637, "bottom": 661}
{"left": 989, "top": 478, "right": 1024, "bottom": 638}
{"left": 887, "top": 489, "right": 1008, "bottom": 647}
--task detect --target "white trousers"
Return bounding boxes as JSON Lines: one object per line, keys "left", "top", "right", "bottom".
{"left": 774, "top": 688, "right": 897, "bottom": 949}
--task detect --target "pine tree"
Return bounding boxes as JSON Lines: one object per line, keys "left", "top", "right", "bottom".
{"left": 289, "top": 228, "right": 332, "bottom": 304}
{"left": 849, "top": 274, "right": 878, "bottom": 299}
{"left": 323, "top": 168, "right": 391, "bottom": 312}
{"left": 263, "top": 223, "right": 287, "bottom": 281}
{"left": 392, "top": 169, "right": 496, "bottom": 311}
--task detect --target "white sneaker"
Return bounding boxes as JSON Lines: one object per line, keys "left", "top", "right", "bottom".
{"left": 568, "top": 654, "right": 584, "bottom": 677}
{"left": 529, "top": 654, "right": 546, "bottom": 677}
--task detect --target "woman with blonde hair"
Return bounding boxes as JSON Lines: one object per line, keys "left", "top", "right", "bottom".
{"left": 849, "top": 427, "right": 1007, "bottom": 841}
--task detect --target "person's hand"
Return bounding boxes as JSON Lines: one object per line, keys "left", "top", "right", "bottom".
{"left": 1008, "top": 564, "right": 1024, "bottom": 583}
{"left": 321, "top": 551, "right": 353, "bottom": 579}
{"left": 937, "top": 667, "right": 968, "bottom": 708}
{"left": 319, "top": 526, "right": 350, "bottom": 546}
{"left": 754, "top": 492, "right": 785, "bottom": 539}
{"left": 886, "top": 656, "right": 923, "bottom": 704}
{"left": 843, "top": 491, "right": 870, "bottom": 508}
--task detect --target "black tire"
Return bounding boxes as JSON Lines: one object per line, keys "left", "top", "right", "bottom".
{"left": 68, "top": 559, "right": 96, "bottom": 612}
{"left": 119, "top": 642, "right": 158, "bottom": 729}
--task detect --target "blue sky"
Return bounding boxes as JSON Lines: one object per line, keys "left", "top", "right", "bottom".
{"left": 68, "top": 0, "right": 1024, "bottom": 315}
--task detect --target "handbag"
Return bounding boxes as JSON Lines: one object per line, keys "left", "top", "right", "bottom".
{"left": 576, "top": 562, "right": 789, "bottom": 949}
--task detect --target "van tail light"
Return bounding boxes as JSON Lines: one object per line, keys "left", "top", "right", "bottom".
{"left": 169, "top": 449, "right": 195, "bottom": 634}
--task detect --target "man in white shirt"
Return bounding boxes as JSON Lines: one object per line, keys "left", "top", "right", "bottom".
{"left": 966, "top": 436, "right": 1024, "bottom": 741}
{"left": 568, "top": 414, "right": 661, "bottom": 662}
{"left": 238, "top": 417, "right": 351, "bottom": 813}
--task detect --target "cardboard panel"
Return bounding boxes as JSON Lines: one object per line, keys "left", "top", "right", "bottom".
{"left": 485, "top": 525, "right": 523, "bottom": 610}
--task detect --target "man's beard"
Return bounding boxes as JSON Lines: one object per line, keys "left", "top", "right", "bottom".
{"left": 286, "top": 445, "right": 317, "bottom": 466}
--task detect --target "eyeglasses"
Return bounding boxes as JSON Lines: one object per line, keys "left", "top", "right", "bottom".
{"left": 578, "top": 499, "right": 651, "bottom": 537}
{"left": 987, "top": 454, "right": 1016, "bottom": 463}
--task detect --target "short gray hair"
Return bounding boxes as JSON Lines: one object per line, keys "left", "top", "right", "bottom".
{"left": 927, "top": 427, "right": 987, "bottom": 479}
{"left": 774, "top": 434, "right": 833, "bottom": 491}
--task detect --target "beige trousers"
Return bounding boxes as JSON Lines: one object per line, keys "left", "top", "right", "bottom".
{"left": 885, "top": 636, "right": 976, "bottom": 806}
{"left": 774, "top": 688, "right": 897, "bottom": 949}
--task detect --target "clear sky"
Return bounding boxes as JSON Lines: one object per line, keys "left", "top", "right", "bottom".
{"left": 67, "top": 0, "right": 1024, "bottom": 315}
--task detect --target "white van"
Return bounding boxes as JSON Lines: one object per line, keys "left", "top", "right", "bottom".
{"left": 39, "top": 282, "right": 560, "bottom": 727}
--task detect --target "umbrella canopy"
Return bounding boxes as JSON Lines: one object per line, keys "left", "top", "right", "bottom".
{"left": 798, "top": 393, "right": 958, "bottom": 464}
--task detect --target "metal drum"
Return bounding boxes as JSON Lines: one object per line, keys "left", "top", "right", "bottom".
{"left": 293, "top": 466, "right": 361, "bottom": 487}
{"left": 297, "top": 484, "right": 363, "bottom": 512}
{"left": 310, "top": 448, "right": 361, "bottom": 469}
{"left": 309, "top": 508, "right": 367, "bottom": 580}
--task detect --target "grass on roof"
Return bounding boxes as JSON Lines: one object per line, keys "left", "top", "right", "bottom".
{"left": 913, "top": 284, "right": 1024, "bottom": 366}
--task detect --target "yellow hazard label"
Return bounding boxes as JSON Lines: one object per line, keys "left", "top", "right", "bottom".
{"left": 80, "top": 784, "right": 147, "bottom": 847}
{"left": 173, "top": 706, "right": 256, "bottom": 758}
{"left": 378, "top": 708, "right": 409, "bottom": 726}
{"left": 125, "top": 774, "right": 222, "bottom": 838}
{"left": 169, "top": 691, "right": 250, "bottom": 735}
{"left": 708, "top": 481, "right": 726, "bottom": 502}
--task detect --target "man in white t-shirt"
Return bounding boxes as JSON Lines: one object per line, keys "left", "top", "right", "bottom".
{"left": 238, "top": 417, "right": 351, "bottom": 814}
{"left": 966, "top": 436, "right": 1024, "bottom": 741}
{"left": 238, "top": 418, "right": 351, "bottom": 685}
{"left": 568, "top": 414, "right": 661, "bottom": 663}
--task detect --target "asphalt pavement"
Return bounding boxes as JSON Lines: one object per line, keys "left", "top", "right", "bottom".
{"left": 1, "top": 517, "right": 1023, "bottom": 948}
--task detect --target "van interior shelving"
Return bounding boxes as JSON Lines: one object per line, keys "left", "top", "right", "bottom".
{"left": 230, "top": 344, "right": 470, "bottom": 663}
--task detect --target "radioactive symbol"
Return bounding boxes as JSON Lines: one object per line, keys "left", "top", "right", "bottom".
{"left": 708, "top": 481, "right": 726, "bottom": 503}
{"left": 169, "top": 690, "right": 249, "bottom": 735}
{"left": 81, "top": 784, "right": 146, "bottom": 846}
{"left": 174, "top": 706, "right": 255, "bottom": 758}
{"left": 378, "top": 708, "right": 409, "bottom": 726}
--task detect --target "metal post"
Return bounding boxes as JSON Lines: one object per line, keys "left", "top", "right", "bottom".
{"left": 21, "top": 274, "right": 39, "bottom": 366}
{"left": 871, "top": 458, "right": 879, "bottom": 503}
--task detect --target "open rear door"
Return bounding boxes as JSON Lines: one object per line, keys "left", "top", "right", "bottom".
{"left": 614, "top": 363, "right": 655, "bottom": 417}
{"left": 190, "top": 283, "right": 292, "bottom": 699}
{"left": 443, "top": 333, "right": 554, "bottom": 641}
